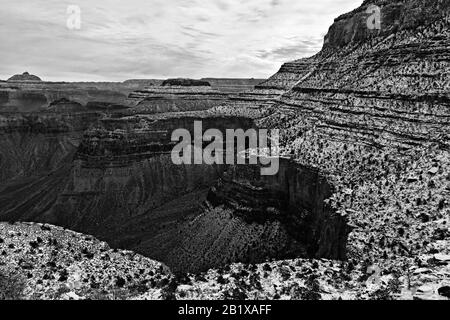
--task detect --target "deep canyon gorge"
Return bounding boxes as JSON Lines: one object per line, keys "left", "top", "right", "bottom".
{"left": 0, "top": 102, "right": 348, "bottom": 273}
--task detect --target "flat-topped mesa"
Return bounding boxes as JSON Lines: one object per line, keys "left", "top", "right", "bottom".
{"left": 162, "top": 78, "right": 211, "bottom": 87}
{"left": 128, "top": 85, "right": 229, "bottom": 114}
{"left": 7, "top": 71, "right": 42, "bottom": 82}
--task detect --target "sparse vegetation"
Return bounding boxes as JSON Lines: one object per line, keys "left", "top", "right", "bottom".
{"left": 0, "top": 269, "right": 26, "bottom": 300}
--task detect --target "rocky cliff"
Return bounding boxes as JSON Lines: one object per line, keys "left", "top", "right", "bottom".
{"left": 7, "top": 72, "right": 41, "bottom": 82}
{"left": 257, "top": 0, "right": 449, "bottom": 153}
{"left": 197, "top": 0, "right": 450, "bottom": 299}
{"left": 0, "top": 112, "right": 100, "bottom": 183}
{"left": 128, "top": 86, "right": 229, "bottom": 114}
{"left": 247, "top": 0, "right": 450, "bottom": 298}
{"left": 208, "top": 158, "right": 349, "bottom": 260}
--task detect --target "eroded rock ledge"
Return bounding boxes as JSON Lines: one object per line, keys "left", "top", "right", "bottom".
{"left": 128, "top": 86, "right": 229, "bottom": 114}
{"left": 208, "top": 158, "right": 349, "bottom": 260}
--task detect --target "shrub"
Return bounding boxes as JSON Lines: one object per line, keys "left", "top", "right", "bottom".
{"left": 0, "top": 269, "right": 26, "bottom": 300}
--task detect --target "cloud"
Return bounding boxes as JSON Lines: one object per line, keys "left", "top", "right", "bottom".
{"left": 0, "top": 0, "right": 362, "bottom": 81}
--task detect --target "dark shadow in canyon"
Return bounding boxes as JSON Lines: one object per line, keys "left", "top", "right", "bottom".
{"left": 0, "top": 111, "right": 349, "bottom": 273}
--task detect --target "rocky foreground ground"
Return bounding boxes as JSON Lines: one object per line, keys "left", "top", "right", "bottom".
{"left": 0, "top": 222, "right": 173, "bottom": 300}
{"left": 1, "top": 221, "right": 449, "bottom": 300}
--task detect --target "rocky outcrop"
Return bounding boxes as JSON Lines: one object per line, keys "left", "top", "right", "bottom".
{"left": 259, "top": 0, "right": 449, "bottom": 150}
{"left": 7, "top": 72, "right": 41, "bottom": 82}
{"left": 208, "top": 158, "right": 349, "bottom": 260}
{"left": 324, "top": 0, "right": 450, "bottom": 49}
{"left": 230, "top": 0, "right": 450, "bottom": 117}
{"left": 194, "top": 0, "right": 450, "bottom": 297}
{"left": 246, "top": 0, "right": 450, "bottom": 300}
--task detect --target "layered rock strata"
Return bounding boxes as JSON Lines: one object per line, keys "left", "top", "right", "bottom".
{"left": 7, "top": 72, "right": 42, "bottom": 82}
{"left": 208, "top": 158, "right": 349, "bottom": 260}
{"left": 249, "top": 0, "right": 450, "bottom": 294}
{"left": 128, "top": 86, "right": 229, "bottom": 114}
{"left": 0, "top": 80, "right": 150, "bottom": 112}
{"left": 202, "top": 78, "right": 265, "bottom": 93}
{"left": 0, "top": 112, "right": 100, "bottom": 183}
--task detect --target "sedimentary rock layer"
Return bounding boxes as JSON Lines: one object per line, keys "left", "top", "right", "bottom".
{"left": 128, "top": 86, "right": 230, "bottom": 114}
{"left": 208, "top": 158, "right": 349, "bottom": 260}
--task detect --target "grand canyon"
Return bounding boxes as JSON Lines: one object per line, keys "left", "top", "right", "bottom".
{"left": 0, "top": 0, "right": 449, "bottom": 301}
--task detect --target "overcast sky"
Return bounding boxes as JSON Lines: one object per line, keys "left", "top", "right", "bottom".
{"left": 0, "top": 0, "right": 362, "bottom": 81}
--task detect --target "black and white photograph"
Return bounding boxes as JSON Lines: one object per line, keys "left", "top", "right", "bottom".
{"left": 0, "top": 0, "right": 449, "bottom": 309}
